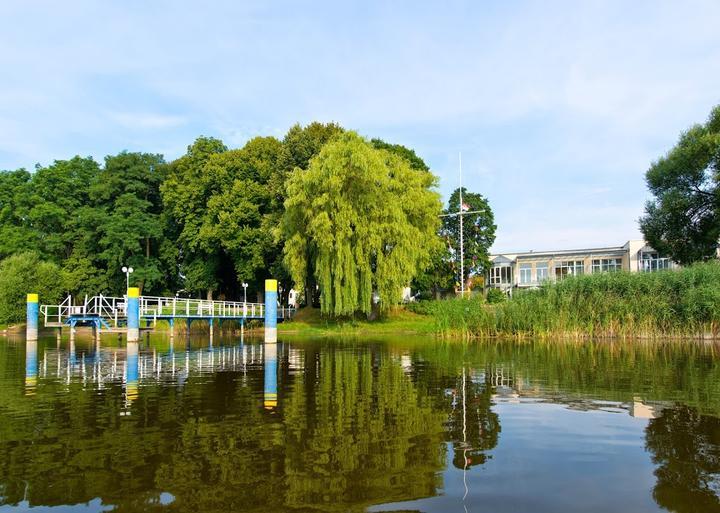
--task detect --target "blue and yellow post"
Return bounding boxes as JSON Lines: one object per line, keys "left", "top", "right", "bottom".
{"left": 127, "top": 287, "right": 140, "bottom": 342}
{"left": 26, "top": 293, "right": 38, "bottom": 341}
{"left": 264, "top": 279, "right": 277, "bottom": 343}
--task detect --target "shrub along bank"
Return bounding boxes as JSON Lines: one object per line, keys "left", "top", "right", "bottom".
{"left": 410, "top": 262, "right": 720, "bottom": 339}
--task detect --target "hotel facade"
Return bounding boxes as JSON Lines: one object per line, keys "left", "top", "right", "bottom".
{"left": 487, "top": 239, "right": 675, "bottom": 294}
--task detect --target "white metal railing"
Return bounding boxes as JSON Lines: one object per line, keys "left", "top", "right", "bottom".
{"left": 139, "top": 296, "right": 266, "bottom": 319}
{"left": 40, "top": 294, "right": 296, "bottom": 327}
{"left": 40, "top": 296, "right": 73, "bottom": 326}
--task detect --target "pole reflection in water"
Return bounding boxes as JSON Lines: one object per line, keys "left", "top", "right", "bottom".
{"left": 264, "top": 341, "right": 278, "bottom": 410}
{"left": 25, "top": 339, "right": 37, "bottom": 395}
{"left": 125, "top": 341, "right": 139, "bottom": 408}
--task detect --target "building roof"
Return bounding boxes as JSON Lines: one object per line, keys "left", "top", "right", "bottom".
{"left": 490, "top": 240, "right": 648, "bottom": 263}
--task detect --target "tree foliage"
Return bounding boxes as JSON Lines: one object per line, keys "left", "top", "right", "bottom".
{"left": 161, "top": 137, "right": 228, "bottom": 298}
{"left": 443, "top": 187, "right": 496, "bottom": 285}
{"left": 640, "top": 105, "right": 720, "bottom": 265}
{"left": 91, "top": 151, "right": 167, "bottom": 293}
{"left": 0, "top": 252, "right": 64, "bottom": 323}
{"left": 283, "top": 132, "right": 442, "bottom": 316}
{"left": 0, "top": 122, "right": 459, "bottom": 309}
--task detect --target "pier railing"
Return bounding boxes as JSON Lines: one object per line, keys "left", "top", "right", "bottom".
{"left": 140, "top": 296, "right": 267, "bottom": 320}
{"left": 40, "top": 294, "right": 295, "bottom": 327}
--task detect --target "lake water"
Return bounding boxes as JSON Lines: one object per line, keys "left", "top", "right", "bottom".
{"left": 1, "top": 334, "right": 719, "bottom": 513}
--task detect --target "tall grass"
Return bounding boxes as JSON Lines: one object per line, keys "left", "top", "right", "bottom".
{"left": 414, "top": 262, "right": 720, "bottom": 339}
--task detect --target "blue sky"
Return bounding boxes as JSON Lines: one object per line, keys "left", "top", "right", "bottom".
{"left": 1, "top": 1, "right": 719, "bottom": 252}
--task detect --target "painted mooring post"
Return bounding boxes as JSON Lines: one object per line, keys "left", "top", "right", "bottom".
{"left": 127, "top": 287, "right": 140, "bottom": 342}
{"left": 264, "top": 279, "right": 277, "bottom": 343}
{"left": 26, "top": 293, "right": 38, "bottom": 341}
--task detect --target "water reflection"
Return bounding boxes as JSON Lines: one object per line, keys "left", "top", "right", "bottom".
{"left": 646, "top": 405, "right": 720, "bottom": 512}
{"left": 24, "top": 339, "right": 37, "bottom": 395}
{"left": 126, "top": 341, "right": 139, "bottom": 406}
{"left": 1, "top": 337, "right": 720, "bottom": 512}
{"left": 263, "top": 341, "right": 277, "bottom": 410}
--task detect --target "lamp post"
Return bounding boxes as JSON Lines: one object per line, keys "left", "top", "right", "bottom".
{"left": 121, "top": 266, "right": 134, "bottom": 292}
{"left": 242, "top": 282, "right": 248, "bottom": 303}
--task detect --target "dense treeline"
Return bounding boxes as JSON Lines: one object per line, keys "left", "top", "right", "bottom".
{"left": 0, "top": 122, "right": 482, "bottom": 322}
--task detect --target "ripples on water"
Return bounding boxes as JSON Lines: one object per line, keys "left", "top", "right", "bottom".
{"left": 1, "top": 335, "right": 720, "bottom": 512}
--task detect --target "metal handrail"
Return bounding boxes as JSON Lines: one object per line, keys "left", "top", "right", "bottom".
{"left": 39, "top": 294, "right": 296, "bottom": 326}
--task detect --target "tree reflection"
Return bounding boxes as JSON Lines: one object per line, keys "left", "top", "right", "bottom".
{"left": 646, "top": 405, "right": 720, "bottom": 512}
{"left": 446, "top": 368, "right": 500, "bottom": 469}
{"left": 0, "top": 341, "right": 457, "bottom": 512}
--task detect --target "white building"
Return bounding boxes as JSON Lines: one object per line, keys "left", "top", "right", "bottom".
{"left": 487, "top": 239, "right": 676, "bottom": 294}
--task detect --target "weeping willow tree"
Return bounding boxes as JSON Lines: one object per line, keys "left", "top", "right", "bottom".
{"left": 282, "top": 132, "right": 442, "bottom": 316}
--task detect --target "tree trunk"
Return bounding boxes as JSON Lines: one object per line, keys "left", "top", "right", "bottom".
{"left": 280, "top": 283, "right": 290, "bottom": 307}
{"left": 304, "top": 283, "right": 313, "bottom": 308}
{"left": 206, "top": 289, "right": 213, "bottom": 301}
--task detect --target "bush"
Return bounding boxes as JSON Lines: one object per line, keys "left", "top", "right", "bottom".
{"left": 405, "top": 300, "right": 434, "bottom": 315}
{"left": 0, "top": 252, "right": 65, "bottom": 324}
{"left": 486, "top": 288, "right": 506, "bottom": 304}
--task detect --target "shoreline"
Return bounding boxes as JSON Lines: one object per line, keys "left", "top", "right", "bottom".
{"left": 3, "top": 311, "right": 720, "bottom": 342}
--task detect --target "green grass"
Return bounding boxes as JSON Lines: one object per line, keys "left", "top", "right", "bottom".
{"left": 278, "top": 306, "right": 436, "bottom": 337}
{"left": 413, "top": 261, "right": 720, "bottom": 339}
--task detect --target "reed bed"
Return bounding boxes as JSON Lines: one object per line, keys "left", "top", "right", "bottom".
{"left": 412, "top": 262, "right": 720, "bottom": 339}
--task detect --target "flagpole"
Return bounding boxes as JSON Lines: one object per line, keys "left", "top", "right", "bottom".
{"left": 459, "top": 152, "right": 464, "bottom": 297}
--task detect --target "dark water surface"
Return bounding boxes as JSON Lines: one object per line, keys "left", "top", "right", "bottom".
{"left": 1, "top": 335, "right": 720, "bottom": 513}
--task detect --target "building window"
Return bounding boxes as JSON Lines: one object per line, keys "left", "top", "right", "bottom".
{"left": 489, "top": 265, "right": 512, "bottom": 285}
{"left": 519, "top": 263, "right": 532, "bottom": 284}
{"left": 536, "top": 262, "right": 549, "bottom": 282}
{"left": 591, "top": 258, "right": 623, "bottom": 273}
{"left": 555, "top": 260, "right": 584, "bottom": 280}
{"left": 641, "top": 253, "right": 673, "bottom": 272}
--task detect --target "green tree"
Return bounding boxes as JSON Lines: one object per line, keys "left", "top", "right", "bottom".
{"left": 283, "top": 132, "right": 442, "bottom": 316}
{"left": 161, "top": 137, "right": 228, "bottom": 298}
{"left": 370, "top": 138, "right": 430, "bottom": 172}
{"left": 444, "top": 187, "right": 496, "bottom": 286}
{"left": 0, "top": 252, "right": 64, "bottom": 324}
{"left": 640, "top": 105, "right": 720, "bottom": 265}
{"left": 27, "top": 156, "right": 101, "bottom": 262}
{"left": 412, "top": 242, "right": 455, "bottom": 299}
{"left": 278, "top": 122, "right": 345, "bottom": 175}
{"left": 0, "top": 169, "right": 35, "bottom": 259}
{"left": 278, "top": 122, "right": 344, "bottom": 306}
{"left": 202, "top": 137, "right": 284, "bottom": 299}
{"left": 90, "top": 151, "right": 167, "bottom": 294}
